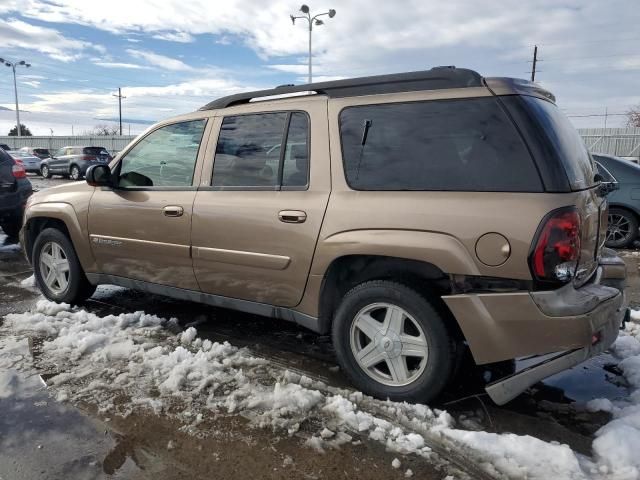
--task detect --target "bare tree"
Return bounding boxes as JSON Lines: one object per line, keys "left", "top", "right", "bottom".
{"left": 626, "top": 105, "right": 640, "bottom": 127}
{"left": 84, "top": 124, "right": 120, "bottom": 136}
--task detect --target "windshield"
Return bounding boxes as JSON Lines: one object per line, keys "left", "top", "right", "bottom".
{"left": 523, "top": 96, "right": 596, "bottom": 190}
{"left": 34, "top": 148, "right": 50, "bottom": 155}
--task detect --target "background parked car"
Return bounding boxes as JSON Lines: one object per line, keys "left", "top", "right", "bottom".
{"left": 7, "top": 150, "right": 43, "bottom": 175}
{"left": 593, "top": 153, "right": 640, "bottom": 248}
{"left": 0, "top": 148, "right": 32, "bottom": 237}
{"left": 19, "top": 146, "right": 52, "bottom": 159}
{"left": 40, "top": 146, "right": 112, "bottom": 180}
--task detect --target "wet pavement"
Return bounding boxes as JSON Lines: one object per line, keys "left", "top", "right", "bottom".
{"left": 1, "top": 174, "right": 639, "bottom": 479}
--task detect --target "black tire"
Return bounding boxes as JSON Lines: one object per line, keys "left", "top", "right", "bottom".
{"left": 0, "top": 219, "right": 21, "bottom": 238}
{"left": 605, "top": 208, "right": 639, "bottom": 249}
{"left": 70, "top": 165, "right": 81, "bottom": 181}
{"left": 33, "top": 227, "right": 96, "bottom": 304}
{"left": 41, "top": 165, "right": 52, "bottom": 179}
{"left": 332, "top": 280, "right": 455, "bottom": 404}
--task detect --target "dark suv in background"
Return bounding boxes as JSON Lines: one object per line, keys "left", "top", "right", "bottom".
{"left": 0, "top": 148, "right": 32, "bottom": 237}
{"left": 19, "top": 147, "right": 52, "bottom": 160}
{"left": 40, "top": 146, "right": 112, "bottom": 180}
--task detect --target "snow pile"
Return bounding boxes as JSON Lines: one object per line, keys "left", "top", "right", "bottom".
{"left": 3, "top": 301, "right": 453, "bottom": 460}
{"left": 6, "top": 300, "right": 640, "bottom": 480}
{"left": 587, "top": 318, "right": 640, "bottom": 479}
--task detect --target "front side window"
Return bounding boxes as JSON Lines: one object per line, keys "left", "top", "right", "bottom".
{"left": 212, "top": 111, "right": 309, "bottom": 189}
{"left": 339, "top": 98, "right": 542, "bottom": 192}
{"left": 118, "top": 119, "right": 207, "bottom": 188}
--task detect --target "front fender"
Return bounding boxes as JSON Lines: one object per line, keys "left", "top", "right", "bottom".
{"left": 23, "top": 202, "right": 96, "bottom": 272}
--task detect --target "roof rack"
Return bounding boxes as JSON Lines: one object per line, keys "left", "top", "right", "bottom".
{"left": 200, "top": 66, "right": 483, "bottom": 110}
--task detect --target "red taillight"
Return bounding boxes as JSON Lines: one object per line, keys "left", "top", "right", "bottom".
{"left": 12, "top": 161, "right": 26, "bottom": 179}
{"left": 530, "top": 208, "right": 581, "bottom": 283}
{"left": 81, "top": 155, "right": 97, "bottom": 161}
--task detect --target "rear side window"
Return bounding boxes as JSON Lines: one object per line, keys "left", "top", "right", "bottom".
{"left": 522, "top": 97, "right": 595, "bottom": 190}
{"left": 212, "top": 111, "right": 309, "bottom": 189}
{"left": 83, "top": 147, "right": 108, "bottom": 155}
{"left": 339, "top": 98, "right": 542, "bottom": 191}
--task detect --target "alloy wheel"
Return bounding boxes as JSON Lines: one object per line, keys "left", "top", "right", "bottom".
{"left": 70, "top": 166, "right": 80, "bottom": 180}
{"left": 350, "top": 302, "right": 429, "bottom": 387}
{"left": 39, "top": 241, "right": 70, "bottom": 294}
{"left": 607, "top": 213, "right": 632, "bottom": 244}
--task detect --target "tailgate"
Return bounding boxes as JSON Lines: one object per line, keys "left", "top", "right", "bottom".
{"left": 575, "top": 186, "right": 606, "bottom": 286}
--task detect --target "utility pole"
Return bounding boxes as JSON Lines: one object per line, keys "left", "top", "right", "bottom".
{"left": 112, "top": 87, "right": 126, "bottom": 135}
{"left": 530, "top": 45, "right": 538, "bottom": 82}
{"left": 0, "top": 58, "right": 30, "bottom": 137}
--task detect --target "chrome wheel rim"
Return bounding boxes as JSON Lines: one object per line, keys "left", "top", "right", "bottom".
{"left": 350, "top": 302, "right": 428, "bottom": 387}
{"left": 607, "top": 213, "right": 632, "bottom": 244}
{"left": 41, "top": 166, "right": 48, "bottom": 176}
{"left": 39, "top": 241, "right": 70, "bottom": 294}
{"left": 71, "top": 167, "right": 79, "bottom": 180}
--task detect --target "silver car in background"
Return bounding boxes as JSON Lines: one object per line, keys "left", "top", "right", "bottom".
{"left": 6, "top": 151, "right": 42, "bottom": 175}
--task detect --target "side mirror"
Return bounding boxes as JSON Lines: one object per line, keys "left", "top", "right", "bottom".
{"left": 86, "top": 164, "right": 113, "bottom": 187}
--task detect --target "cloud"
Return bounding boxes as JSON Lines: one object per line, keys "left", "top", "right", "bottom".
{"left": 152, "top": 31, "right": 194, "bottom": 43}
{"left": 93, "top": 61, "right": 151, "bottom": 70}
{"left": 0, "top": 18, "right": 102, "bottom": 62}
{"left": 20, "top": 80, "right": 41, "bottom": 88}
{"left": 126, "top": 49, "right": 193, "bottom": 71}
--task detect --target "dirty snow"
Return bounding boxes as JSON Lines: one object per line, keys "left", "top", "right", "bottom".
{"left": 3, "top": 301, "right": 640, "bottom": 480}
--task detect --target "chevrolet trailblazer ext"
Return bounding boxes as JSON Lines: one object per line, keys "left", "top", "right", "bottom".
{"left": 20, "top": 67, "right": 629, "bottom": 405}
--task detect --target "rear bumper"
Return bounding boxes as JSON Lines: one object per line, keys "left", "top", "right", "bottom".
{"left": 443, "top": 252, "right": 628, "bottom": 405}
{"left": 485, "top": 294, "right": 626, "bottom": 405}
{"left": 0, "top": 180, "right": 32, "bottom": 221}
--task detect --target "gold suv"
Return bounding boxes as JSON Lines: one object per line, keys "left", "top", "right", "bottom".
{"left": 20, "top": 67, "right": 629, "bottom": 405}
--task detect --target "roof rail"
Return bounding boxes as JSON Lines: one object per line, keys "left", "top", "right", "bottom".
{"left": 200, "top": 66, "right": 483, "bottom": 110}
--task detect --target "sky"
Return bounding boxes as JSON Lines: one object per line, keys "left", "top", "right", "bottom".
{"left": 0, "top": 0, "right": 638, "bottom": 136}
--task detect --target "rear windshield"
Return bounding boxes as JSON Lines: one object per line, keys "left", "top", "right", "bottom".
{"left": 83, "top": 147, "right": 108, "bottom": 155}
{"left": 33, "top": 148, "right": 50, "bottom": 155}
{"left": 339, "top": 97, "right": 542, "bottom": 192}
{"left": 522, "top": 96, "right": 596, "bottom": 190}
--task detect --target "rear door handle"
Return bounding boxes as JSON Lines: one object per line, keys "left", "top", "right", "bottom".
{"left": 163, "top": 205, "right": 184, "bottom": 217}
{"left": 278, "top": 210, "right": 307, "bottom": 223}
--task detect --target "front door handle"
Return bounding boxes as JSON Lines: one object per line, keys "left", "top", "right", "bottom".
{"left": 278, "top": 210, "right": 307, "bottom": 224}
{"left": 163, "top": 205, "right": 184, "bottom": 217}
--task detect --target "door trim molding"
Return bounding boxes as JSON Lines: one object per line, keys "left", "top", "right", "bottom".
{"left": 85, "top": 273, "right": 320, "bottom": 332}
{"left": 192, "top": 245, "right": 291, "bottom": 270}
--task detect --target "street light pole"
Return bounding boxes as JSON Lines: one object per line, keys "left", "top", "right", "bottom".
{"left": 291, "top": 5, "right": 336, "bottom": 84}
{"left": 0, "top": 58, "right": 31, "bottom": 137}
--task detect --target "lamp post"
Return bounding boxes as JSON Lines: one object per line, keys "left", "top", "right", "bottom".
{"left": 290, "top": 5, "right": 336, "bottom": 84}
{"left": 0, "top": 58, "right": 31, "bottom": 137}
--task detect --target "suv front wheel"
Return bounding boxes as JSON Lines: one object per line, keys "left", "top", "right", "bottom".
{"left": 332, "top": 280, "right": 455, "bottom": 403}
{"left": 33, "top": 228, "right": 96, "bottom": 304}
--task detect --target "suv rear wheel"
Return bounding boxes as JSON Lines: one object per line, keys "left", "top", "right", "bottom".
{"left": 606, "top": 208, "right": 638, "bottom": 249}
{"left": 33, "top": 228, "right": 96, "bottom": 304}
{"left": 41, "top": 165, "right": 52, "bottom": 178}
{"left": 332, "top": 280, "right": 454, "bottom": 403}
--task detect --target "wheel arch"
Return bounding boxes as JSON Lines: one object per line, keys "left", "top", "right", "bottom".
{"left": 23, "top": 204, "right": 96, "bottom": 271}
{"left": 316, "top": 254, "right": 464, "bottom": 342}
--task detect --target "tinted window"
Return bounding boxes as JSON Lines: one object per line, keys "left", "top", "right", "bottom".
{"left": 118, "top": 119, "right": 206, "bottom": 187}
{"left": 595, "top": 161, "right": 616, "bottom": 182}
{"left": 282, "top": 113, "right": 309, "bottom": 187}
{"left": 83, "top": 147, "right": 108, "bottom": 156}
{"left": 33, "top": 149, "right": 50, "bottom": 156}
{"left": 523, "top": 96, "right": 595, "bottom": 190}
{"left": 212, "top": 112, "right": 309, "bottom": 189}
{"left": 340, "top": 98, "right": 542, "bottom": 191}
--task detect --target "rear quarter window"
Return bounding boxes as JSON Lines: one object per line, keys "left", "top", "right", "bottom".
{"left": 339, "top": 97, "right": 542, "bottom": 192}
